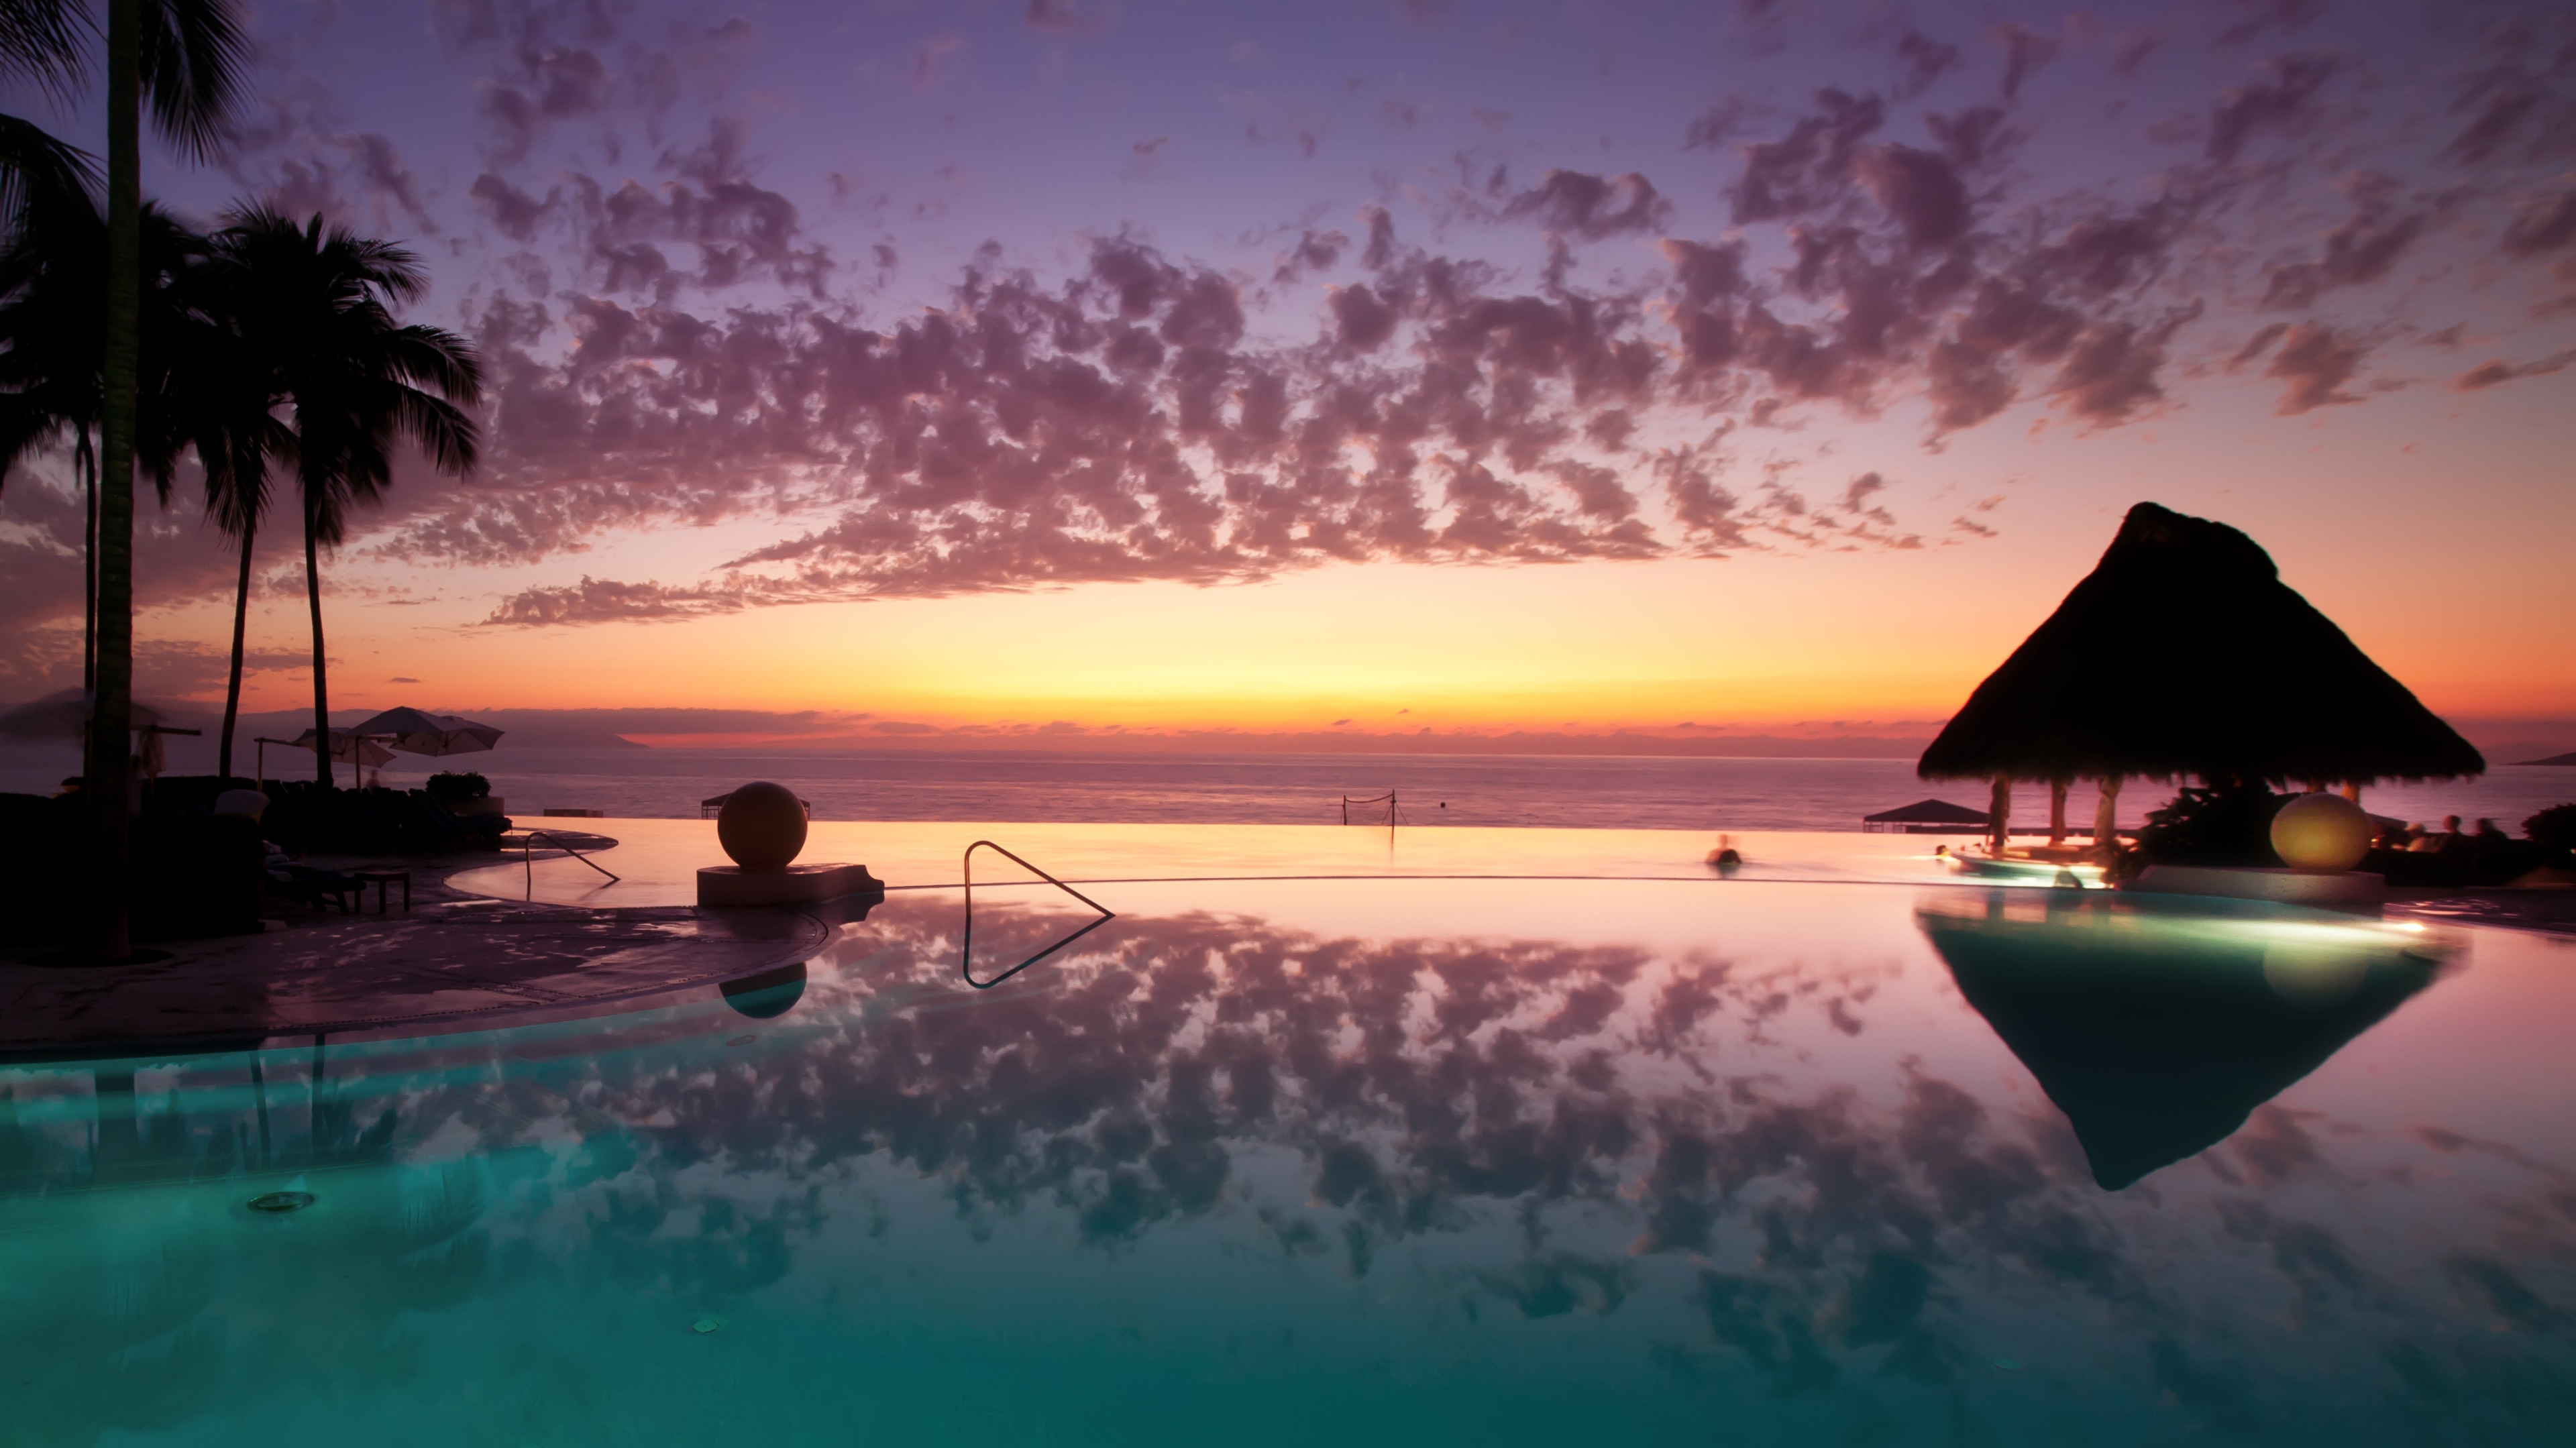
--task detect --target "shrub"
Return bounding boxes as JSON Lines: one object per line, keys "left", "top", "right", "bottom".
{"left": 425, "top": 771, "right": 491, "bottom": 804}
{"left": 2526, "top": 803, "right": 2576, "bottom": 852}
{"left": 2108, "top": 780, "right": 2290, "bottom": 880}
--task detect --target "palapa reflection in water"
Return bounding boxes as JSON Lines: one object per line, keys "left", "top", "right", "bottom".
{"left": 1916, "top": 891, "right": 2452, "bottom": 1189}
{"left": 0, "top": 885, "right": 2569, "bottom": 1444}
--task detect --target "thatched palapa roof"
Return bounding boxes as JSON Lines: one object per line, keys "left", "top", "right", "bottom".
{"left": 1919, "top": 502, "right": 2483, "bottom": 786}
{"left": 1864, "top": 799, "right": 1992, "bottom": 825}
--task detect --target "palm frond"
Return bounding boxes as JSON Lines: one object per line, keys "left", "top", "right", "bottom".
{"left": 0, "top": 1, "right": 90, "bottom": 105}
{"left": 0, "top": 111, "right": 97, "bottom": 229}
{"left": 138, "top": 0, "right": 249, "bottom": 162}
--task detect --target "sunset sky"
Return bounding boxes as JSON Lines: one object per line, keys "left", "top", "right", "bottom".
{"left": 2, "top": 0, "right": 2571, "bottom": 754}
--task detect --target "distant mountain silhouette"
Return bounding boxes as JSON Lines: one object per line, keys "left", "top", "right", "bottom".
{"left": 2517, "top": 752, "right": 2576, "bottom": 766}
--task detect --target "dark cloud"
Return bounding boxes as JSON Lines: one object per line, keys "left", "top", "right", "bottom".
{"left": 1893, "top": 32, "right": 1960, "bottom": 98}
{"left": 1505, "top": 170, "right": 1672, "bottom": 239}
{"left": 2215, "top": 0, "right": 2330, "bottom": 49}
{"left": 2206, "top": 52, "right": 2340, "bottom": 164}
{"left": 2262, "top": 173, "right": 2433, "bottom": 309}
{"left": 1988, "top": 21, "right": 2060, "bottom": 101}
{"left": 2265, "top": 322, "right": 2367, "bottom": 413}
{"left": 480, "top": 574, "right": 811, "bottom": 626}
{"left": 2500, "top": 190, "right": 2576, "bottom": 258}
{"left": 1855, "top": 144, "right": 1970, "bottom": 248}
{"left": 2451, "top": 349, "right": 2576, "bottom": 392}
{"left": 186, "top": 16, "right": 2576, "bottom": 625}
{"left": 1729, "top": 89, "right": 1885, "bottom": 225}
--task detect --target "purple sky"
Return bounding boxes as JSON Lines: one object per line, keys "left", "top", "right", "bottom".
{"left": 1, "top": 0, "right": 2571, "bottom": 746}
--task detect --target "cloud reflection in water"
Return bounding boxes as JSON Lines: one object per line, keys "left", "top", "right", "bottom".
{"left": 0, "top": 885, "right": 2569, "bottom": 1444}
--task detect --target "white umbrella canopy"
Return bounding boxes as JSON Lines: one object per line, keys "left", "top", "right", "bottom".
{"left": 350, "top": 707, "right": 504, "bottom": 758}
{"left": 286, "top": 728, "right": 398, "bottom": 767}
{"left": 0, "top": 687, "right": 180, "bottom": 738}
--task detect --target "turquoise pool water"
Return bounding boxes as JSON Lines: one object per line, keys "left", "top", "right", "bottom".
{"left": 5, "top": 876, "right": 2571, "bottom": 1445}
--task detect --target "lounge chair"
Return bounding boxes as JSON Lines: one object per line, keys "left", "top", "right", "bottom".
{"left": 268, "top": 861, "right": 360, "bottom": 913}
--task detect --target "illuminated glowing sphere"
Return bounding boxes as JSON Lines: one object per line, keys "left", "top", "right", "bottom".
{"left": 716, "top": 781, "right": 807, "bottom": 871}
{"left": 2270, "top": 792, "right": 2371, "bottom": 873}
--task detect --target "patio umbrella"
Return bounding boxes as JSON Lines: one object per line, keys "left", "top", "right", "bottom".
{"left": 350, "top": 706, "right": 504, "bottom": 758}
{"left": 0, "top": 687, "right": 179, "bottom": 738}
{"left": 286, "top": 727, "right": 398, "bottom": 767}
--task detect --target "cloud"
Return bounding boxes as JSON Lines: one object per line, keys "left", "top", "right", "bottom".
{"left": 2265, "top": 323, "right": 2367, "bottom": 413}
{"left": 201, "top": 11, "right": 2576, "bottom": 630}
{"left": 2451, "top": 349, "right": 2576, "bottom": 391}
{"left": 481, "top": 574, "right": 816, "bottom": 625}
{"left": 2500, "top": 190, "right": 2576, "bottom": 258}
{"left": 2261, "top": 174, "right": 2434, "bottom": 310}
{"left": 1505, "top": 170, "right": 1673, "bottom": 239}
{"left": 2206, "top": 52, "right": 2340, "bottom": 164}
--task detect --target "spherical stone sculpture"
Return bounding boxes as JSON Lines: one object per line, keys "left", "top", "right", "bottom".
{"left": 717, "top": 781, "right": 807, "bottom": 871}
{"left": 2271, "top": 791, "right": 2372, "bottom": 873}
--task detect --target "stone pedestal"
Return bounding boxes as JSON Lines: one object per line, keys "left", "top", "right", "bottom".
{"left": 697, "top": 862, "right": 883, "bottom": 907}
{"left": 2132, "top": 865, "right": 2384, "bottom": 910}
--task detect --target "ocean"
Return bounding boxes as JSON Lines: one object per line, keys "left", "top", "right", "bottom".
{"left": 8, "top": 742, "right": 2563, "bottom": 835}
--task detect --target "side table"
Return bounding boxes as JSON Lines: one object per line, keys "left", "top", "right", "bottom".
{"left": 352, "top": 869, "right": 411, "bottom": 913}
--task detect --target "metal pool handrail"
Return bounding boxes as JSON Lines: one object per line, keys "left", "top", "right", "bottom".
{"left": 961, "top": 840, "right": 1115, "bottom": 990}
{"left": 521, "top": 828, "right": 621, "bottom": 889}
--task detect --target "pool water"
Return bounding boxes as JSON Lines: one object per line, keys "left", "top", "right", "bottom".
{"left": 5, "top": 874, "right": 2572, "bottom": 1445}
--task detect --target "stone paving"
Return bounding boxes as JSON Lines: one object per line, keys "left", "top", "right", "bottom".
{"left": 0, "top": 846, "right": 833, "bottom": 1057}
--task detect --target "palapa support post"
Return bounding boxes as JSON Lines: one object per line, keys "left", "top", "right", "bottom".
{"left": 2092, "top": 776, "right": 2122, "bottom": 856}
{"left": 1987, "top": 776, "right": 2011, "bottom": 854}
{"left": 2047, "top": 779, "right": 2069, "bottom": 845}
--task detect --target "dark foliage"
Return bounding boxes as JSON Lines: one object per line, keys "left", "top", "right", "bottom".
{"left": 2108, "top": 781, "right": 2289, "bottom": 881}
{"left": 0, "top": 787, "right": 261, "bottom": 944}
{"left": 259, "top": 780, "right": 506, "bottom": 854}
{"left": 2525, "top": 804, "right": 2576, "bottom": 852}
{"left": 425, "top": 770, "right": 490, "bottom": 803}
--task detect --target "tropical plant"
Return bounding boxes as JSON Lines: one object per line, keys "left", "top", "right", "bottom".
{"left": 425, "top": 771, "right": 490, "bottom": 805}
{"left": 0, "top": 3, "right": 91, "bottom": 235}
{"left": 2105, "top": 779, "right": 2290, "bottom": 881}
{"left": 0, "top": 0, "right": 246, "bottom": 958}
{"left": 215, "top": 207, "right": 482, "bottom": 787}
{"left": 0, "top": 186, "right": 249, "bottom": 700}
{"left": 2526, "top": 804, "right": 2576, "bottom": 854}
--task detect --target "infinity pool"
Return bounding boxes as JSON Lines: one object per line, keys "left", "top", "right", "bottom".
{"left": 5, "top": 869, "right": 2571, "bottom": 1445}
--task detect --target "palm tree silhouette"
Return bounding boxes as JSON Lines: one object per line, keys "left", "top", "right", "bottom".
{"left": 0, "top": 0, "right": 246, "bottom": 958}
{"left": 0, "top": 3, "right": 93, "bottom": 231}
{"left": 216, "top": 208, "right": 481, "bottom": 787}
{"left": 0, "top": 188, "right": 244, "bottom": 714}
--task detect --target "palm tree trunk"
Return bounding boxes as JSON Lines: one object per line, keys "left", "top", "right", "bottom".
{"left": 303, "top": 490, "right": 331, "bottom": 788}
{"left": 78, "top": 423, "right": 95, "bottom": 695}
{"left": 218, "top": 516, "right": 254, "bottom": 782}
{"left": 87, "top": 0, "right": 141, "bottom": 960}
{"left": 78, "top": 423, "right": 95, "bottom": 786}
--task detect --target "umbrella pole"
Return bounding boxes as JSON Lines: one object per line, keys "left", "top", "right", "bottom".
{"left": 1988, "top": 777, "right": 2011, "bottom": 854}
{"left": 2048, "top": 780, "right": 2068, "bottom": 845}
{"left": 2092, "top": 777, "right": 2122, "bottom": 857}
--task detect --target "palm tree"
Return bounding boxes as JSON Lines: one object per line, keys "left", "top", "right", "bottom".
{"left": 0, "top": 0, "right": 244, "bottom": 958}
{"left": 0, "top": 3, "right": 91, "bottom": 235}
{"left": 195, "top": 349, "right": 284, "bottom": 783}
{"left": 216, "top": 207, "right": 482, "bottom": 787}
{"left": 0, "top": 187, "right": 239, "bottom": 703}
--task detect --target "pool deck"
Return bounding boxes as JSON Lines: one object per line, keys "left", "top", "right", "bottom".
{"left": 0, "top": 849, "right": 831, "bottom": 1058}
{"left": 1, "top": 820, "right": 2565, "bottom": 1058}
